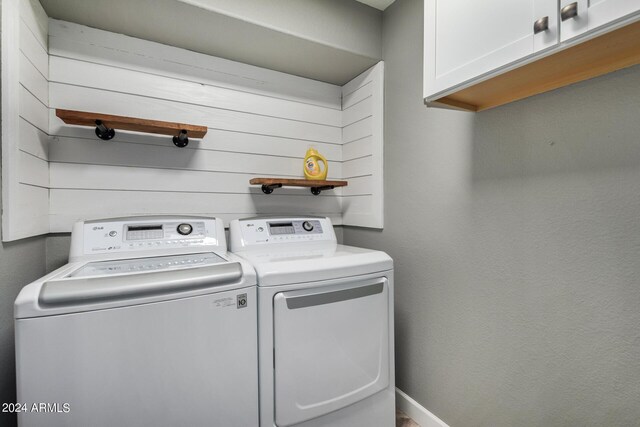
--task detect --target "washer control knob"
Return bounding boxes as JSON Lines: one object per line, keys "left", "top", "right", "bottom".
{"left": 302, "top": 221, "right": 314, "bottom": 232}
{"left": 177, "top": 223, "right": 193, "bottom": 235}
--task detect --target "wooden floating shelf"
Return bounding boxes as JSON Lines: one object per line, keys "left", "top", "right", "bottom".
{"left": 56, "top": 109, "right": 207, "bottom": 147}
{"left": 250, "top": 178, "right": 348, "bottom": 195}
{"left": 430, "top": 20, "right": 640, "bottom": 112}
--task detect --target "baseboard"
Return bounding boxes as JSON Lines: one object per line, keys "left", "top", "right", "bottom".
{"left": 395, "top": 388, "right": 450, "bottom": 427}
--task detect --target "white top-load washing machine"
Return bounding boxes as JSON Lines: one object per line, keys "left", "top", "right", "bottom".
{"left": 229, "top": 216, "right": 395, "bottom": 427}
{"left": 14, "top": 216, "right": 258, "bottom": 427}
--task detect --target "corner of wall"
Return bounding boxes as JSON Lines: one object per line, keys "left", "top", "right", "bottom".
{"left": 341, "top": 61, "right": 384, "bottom": 229}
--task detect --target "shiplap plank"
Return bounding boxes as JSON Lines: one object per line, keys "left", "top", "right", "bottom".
{"left": 366, "top": 62, "right": 384, "bottom": 228}
{"left": 342, "top": 175, "right": 372, "bottom": 196}
{"left": 50, "top": 84, "right": 341, "bottom": 144}
{"left": 342, "top": 82, "right": 373, "bottom": 110}
{"left": 341, "top": 195, "right": 372, "bottom": 214}
{"left": 51, "top": 163, "right": 340, "bottom": 197}
{"left": 343, "top": 116, "right": 373, "bottom": 143}
{"left": 341, "top": 196, "right": 377, "bottom": 227}
{"left": 19, "top": 85, "right": 47, "bottom": 133}
{"left": 201, "top": 129, "right": 341, "bottom": 160}
{"left": 3, "top": 0, "right": 49, "bottom": 240}
{"left": 342, "top": 156, "right": 373, "bottom": 179}
{"left": 13, "top": 184, "right": 49, "bottom": 237}
{"left": 50, "top": 190, "right": 342, "bottom": 217}
{"left": 49, "top": 136, "right": 343, "bottom": 179}
{"left": 342, "top": 95, "right": 372, "bottom": 127}
{"left": 3, "top": 0, "right": 24, "bottom": 241}
{"left": 49, "top": 20, "right": 342, "bottom": 110}
{"left": 19, "top": 52, "right": 48, "bottom": 106}
{"left": 343, "top": 136, "right": 373, "bottom": 162}
{"left": 19, "top": 19, "right": 47, "bottom": 79}
{"left": 50, "top": 57, "right": 341, "bottom": 127}
{"left": 19, "top": 151, "right": 48, "bottom": 187}
{"left": 49, "top": 112, "right": 341, "bottom": 160}
{"left": 20, "top": 0, "right": 48, "bottom": 50}
{"left": 19, "top": 118, "right": 48, "bottom": 160}
{"left": 338, "top": 213, "right": 378, "bottom": 228}
{"left": 341, "top": 64, "right": 377, "bottom": 96}
{"left": 49, "top": 212, "right": 344, "bottom": 233}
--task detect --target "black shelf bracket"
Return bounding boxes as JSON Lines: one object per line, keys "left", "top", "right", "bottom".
{"left": 173, "top": 129, "right": 189, "bottom": 147}
{"left": 261, "top": 183, "right": 283, "bottom": 194}
{"left": 310, "top": 185, "right": 335, "bottom": 195}
{"left": 94, "top": 120, "right": 115, "bottom": 141}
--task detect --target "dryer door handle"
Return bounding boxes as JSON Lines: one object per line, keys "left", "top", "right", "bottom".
{"left": 39, "top": 263, "right": 243, "bottom": 306}
{"left": 283, "top": 281, "right": 384, "bottom": 309}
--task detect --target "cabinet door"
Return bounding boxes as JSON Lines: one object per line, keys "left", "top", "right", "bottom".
{"left": 424, "top": 0, "right": 540, "bottom": 98}
{"left": 560, "top": 0, "right": 640, "bottom": 41}
{"left": 588, "top": 0, "right": 640, "bottom": 30}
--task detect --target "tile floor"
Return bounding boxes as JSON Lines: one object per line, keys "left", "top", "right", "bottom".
{"left": 396, "top": 409, "right": 420, "bottom": 427}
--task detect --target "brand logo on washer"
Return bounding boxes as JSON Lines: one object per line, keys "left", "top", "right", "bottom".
{"left": 237, "top": 293, "right": 248, "bottom": 309}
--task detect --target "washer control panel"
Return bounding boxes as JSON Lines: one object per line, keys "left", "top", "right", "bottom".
{"left": 229, "top": 217, "right": 336, "bottom": 250}
{"left": 69, "top": 252, "right": 226, "bottom": 278}
{"left": 79, "top": 217, "right": 221, "bottom": 256}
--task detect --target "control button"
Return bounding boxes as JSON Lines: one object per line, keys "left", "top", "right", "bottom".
{"left": 109, "top": 230, "right": 118, "bottom": 237}
{"left": 177, "top": 223, "right": 193, "bottom": 235}
{"left": 302, "top": 221, "right": 314, "bottom": 232}
{"left": 257, "top": 227, "right": 264, "bottom": 232}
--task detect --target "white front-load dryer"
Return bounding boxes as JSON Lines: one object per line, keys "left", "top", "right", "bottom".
{"left": 14, "top": 216, "right": 259, "bottom": 427}
{"left": 229, "top": 216, "right": 395, "bottom": 427}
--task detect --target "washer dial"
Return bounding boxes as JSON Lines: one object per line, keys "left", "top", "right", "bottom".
{"left": 302, "top": 221, "right": 314, "bottom": 232}
{"left": 177, "top": 223, "right": 193, "bottom": 235}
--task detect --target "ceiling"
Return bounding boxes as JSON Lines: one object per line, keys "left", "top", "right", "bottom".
{"left": 354, "top": 0, "right": 396, "bottom": 10}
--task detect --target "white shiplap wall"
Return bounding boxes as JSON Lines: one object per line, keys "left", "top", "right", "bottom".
{"left": 1, "top": 0, "right": 50, "bottom": 241}
{"left": 47, "top": 20, "right": 347, "bottom": 232}
{"left": 341, "top": 63, "right": 384, "bottom": 228}
{"left": 3, "top": 16, "right": 384, "bottom": 240}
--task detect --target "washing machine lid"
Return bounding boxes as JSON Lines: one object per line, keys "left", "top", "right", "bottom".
{"left": 14, "top": 252, "right": 255, "bottom": 319}
{"left": 234, "top": 244, "right": 392, "bottom": 286}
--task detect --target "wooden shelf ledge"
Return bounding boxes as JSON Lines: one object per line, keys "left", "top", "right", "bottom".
{"left": 56, "top": 109, "right": 207, "bottom": 141}
{"left": 250, "top": 178, "right": 348, "bottom": 195}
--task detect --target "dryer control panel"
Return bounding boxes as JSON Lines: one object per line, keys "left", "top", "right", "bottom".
{"left": 69, "top": 216, "right": 225, "bottom": 261}
{"left": 229, "top": 217, "right": 336, "bottom": 251}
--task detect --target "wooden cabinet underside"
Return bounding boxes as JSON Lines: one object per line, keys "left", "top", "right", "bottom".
{"left": 429, "top": 19, "right": 640, "bottom": 112}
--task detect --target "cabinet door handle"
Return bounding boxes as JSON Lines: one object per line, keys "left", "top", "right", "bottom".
{"left": 561, "top": 2, "right": 578, "bottom": 21}
{"left": 533, "top": 16, "right": 549, "bottom": 34}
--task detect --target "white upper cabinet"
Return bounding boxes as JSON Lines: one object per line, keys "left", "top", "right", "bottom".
{"left": 424, "top": 0, "right": 558, "bottom": 98}
{"left": 424, "top": 0, "right": 640, "bottom": 107}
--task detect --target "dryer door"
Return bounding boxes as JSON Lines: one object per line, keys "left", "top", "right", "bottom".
{"left": 273, "top": 278, "right": 389, "bottom": 427}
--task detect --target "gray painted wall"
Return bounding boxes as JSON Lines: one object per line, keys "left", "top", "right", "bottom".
{"left": 0, "top": 199, "right": 46, "bottom": 427}
{"left": 342, "top": 0, "right": 640, "bottom": 426}
{"left": 1, "top": 9, "right": 48, "bottom": 424}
